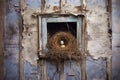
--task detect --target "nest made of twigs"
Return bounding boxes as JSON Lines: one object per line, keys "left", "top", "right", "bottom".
{"left": 46, "top": 31, "right": 81, "bottom": 60}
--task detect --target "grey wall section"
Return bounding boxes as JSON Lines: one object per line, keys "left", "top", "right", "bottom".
{"left": 24, "top": 61, "right": 38, "bottom": 80}
{"left": 112, "top": 0, "right": 120, "bottom": 80}
{"left": 86, "top": 58, "right": 106, "bottom": 80}
{"left": 4, "top": 0, "right": 20, "bottom": 80}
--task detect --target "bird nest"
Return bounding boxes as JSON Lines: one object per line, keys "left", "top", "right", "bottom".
{"left": 45, "top": 31, "right": 81, "bottom": 60}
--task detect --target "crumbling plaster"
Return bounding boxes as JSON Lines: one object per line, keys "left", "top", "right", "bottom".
{"left": 21, "top": 0, "right": 111, "bottom": 66}
{"left": 86, "top": 0, "right": 111, "bottom": 59}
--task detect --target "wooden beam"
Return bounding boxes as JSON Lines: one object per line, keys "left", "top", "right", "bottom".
{"left": 59, "top": 61, "right": 64, "bottom": 80}
{"left": 106, "top": 58, "right": 112, "bottom": 80}
{"left": 81, "top": 58, "right": 86, "bottom": 80}
{"left": 106, "top": 0, "right": 112, "bottom": 79}
{"left": 0, "top": 0, "right": 5, "bottom": 80}
{"left": 41, "top": 60, "right": 47, "bottom": 80}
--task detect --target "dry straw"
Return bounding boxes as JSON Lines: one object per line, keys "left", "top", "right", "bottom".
{"left": 46, "top": 31, "right": 81, "bottom": 60}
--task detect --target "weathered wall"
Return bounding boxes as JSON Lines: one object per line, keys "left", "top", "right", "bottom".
{"left": 0, "top": 0, "right": 5, "bottom": 80}
{"left": 5, "top": 0, "right": 120, "bottom": 80}
{"left": 86, "top": 1, "right": 111, "bottom": 79}
{"left": 21, "top": 0, "right": 41, "bottom": 79}
{"left": 86, "top": 58, "right": 107, "bottom": 80}
{"left": 4, "top": 0, "right": 20, "bottom": 79}
{"left": 20, "top": 0, "right": 111, "bottom": 80}
{"left": 112, "top": 0, "right": 120, "bottom": 80}
{"left": 86, "top": 0, "right": 111, "bottom": 59}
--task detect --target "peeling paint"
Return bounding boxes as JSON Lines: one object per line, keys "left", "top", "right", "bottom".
{"left": 3, "top": 0, "right": 114, "bottom": 79}
{"left": 86, "top": 0, "right": 111, "bottom": 59}
{"left": 22, "top": 31, "right": 38, "bottom": 65}
{"left": 43, "top": 0, "right": 60, "bottom": 13}
{"left": 25, "top": 0, "right": 41, "bottom": 9}
{"left": 24, "top": 61, "right": 38, "bottom": 80}
{"left": 61, "top": 0, "right": 82, "bottom": 15}
{"left": 21, "top": 0, "right": 40, "bottom": 79}
{"left": 21, "top": 1, "right": 40, "bottom": 66}
{"left": 20, "top": 0, "right": 112, "bottom": 79}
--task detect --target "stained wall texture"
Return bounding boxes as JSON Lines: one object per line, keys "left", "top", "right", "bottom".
{"left": 86, "top": 0, "right": 111, "bottom": 59}
{"left": 3, "top": 0, "right": 120, "bottom": 80}
{"left": 20, "top": 0, "right": 111, "bottom": 80}
{"left": 4, "top": 0, "right": 20, "bottom": 79}
{"left": 21, "top": 0, "right": 41, "bottom": 79}
{"left": 86, "top": 0, "right": 111, "bottom": 79}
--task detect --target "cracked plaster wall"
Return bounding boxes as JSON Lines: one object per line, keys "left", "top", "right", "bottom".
{"left": 20, "top": 0, "right": 111, "bottom": 79}
{"left": 4, "top": 0, "right": 120, "bottom": 80}
{"left": 21, "top": 0, "right": 111, "bottom": 65}
{"left": 4, "top": 0, "right": 118, "bottom": 80}
{"left": 86, "top": 0, "right": 111, "bottom": 59}
{"left": 21, "top": 0, "right": 41, "bottom": 79}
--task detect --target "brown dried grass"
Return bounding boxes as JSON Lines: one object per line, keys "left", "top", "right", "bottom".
{"left": 46, "top": 31, "right": 81, "bottom": 60}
